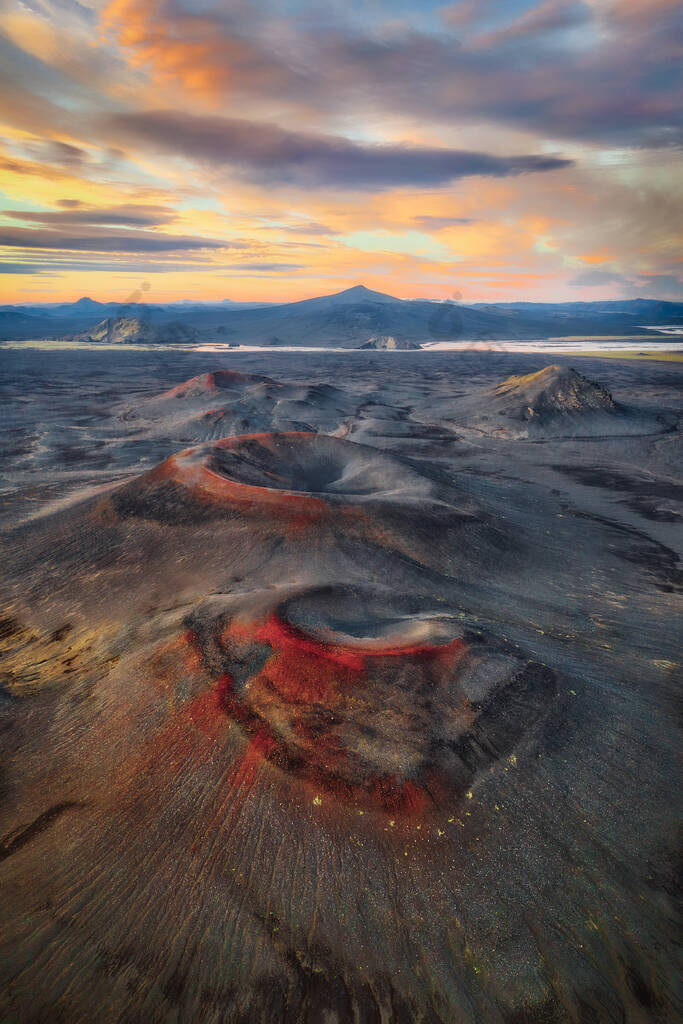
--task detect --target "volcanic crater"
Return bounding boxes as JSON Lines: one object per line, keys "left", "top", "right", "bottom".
{"left": 108, "top": 432, "right": 447, "bottom": 524}
{"left": 183, "top": 585, "right": 558, "bottom": 815}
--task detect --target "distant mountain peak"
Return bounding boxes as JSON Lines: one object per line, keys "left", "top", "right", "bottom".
{"left": 342, "top": 284, "right": 373, "bottom": 295}
{"left": 293, "top": 284, "right": 399, "bottom": 308}
{"left": 336, "top": 284, "right": 398, "bottom": 301}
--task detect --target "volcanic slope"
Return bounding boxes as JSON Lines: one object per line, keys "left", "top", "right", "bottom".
{"left": 121, "top": 370, "right": 358, "bottom": 442}
{"left": 0, "top": 355, "right": 680, "bottom": 1024}
{"left": 0, "top": 428, "right": 586, "bottom": 1023}
{"left": 450, "top": 363, "right": 663, "bottom": 438}
{"left": 4, "top": 433, "right": 510, "bottom": 606}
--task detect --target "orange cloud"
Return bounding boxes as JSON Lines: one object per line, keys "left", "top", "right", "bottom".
{"left": 102, "top": 0, "right": 294, "bottom": 106}
{"left": 0, "top": 1, "right": 678, "bottom": 305}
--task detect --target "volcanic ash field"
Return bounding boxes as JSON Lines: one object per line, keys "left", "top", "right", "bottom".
{"left": 0, "top": 350, "right": 680, "bottom": 1024}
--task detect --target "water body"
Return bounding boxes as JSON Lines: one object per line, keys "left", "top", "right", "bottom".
{"left": 3, "top": 338, "right": 683, "bottom": 354}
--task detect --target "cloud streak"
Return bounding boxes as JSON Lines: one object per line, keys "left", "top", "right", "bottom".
{"left": 108, "top": 110, "right": 572, "bottom": 189}
{"left": 0, "top": 227, "right": 239, "bottom": 253}
{"left": 2, "top": 204, "right": 178, "bottom": 227}
{"left": 413, "top": 216, "right": 477, "bottom": 230}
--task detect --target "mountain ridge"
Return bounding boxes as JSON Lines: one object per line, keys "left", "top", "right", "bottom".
{"left": 1, "top": 287, "right": 681, "bottom": 345}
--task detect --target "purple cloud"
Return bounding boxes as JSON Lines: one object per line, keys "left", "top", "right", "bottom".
{"left": 108, "top": 110, "right": 571, "bottom": 190}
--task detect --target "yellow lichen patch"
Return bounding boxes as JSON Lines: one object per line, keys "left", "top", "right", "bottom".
{"left": 494, "top": 368, "right": 554, "bottom": 393}
{"left": 463, "top": 945, "right": 482, "bottom": 976}
{"left": 0, "top": 616, "right": 118, "bottom": 693}
{"left": 555, "top": 350, "right": 683, "bottom": 363}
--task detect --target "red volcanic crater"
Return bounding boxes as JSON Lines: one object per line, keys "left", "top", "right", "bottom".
{"left": 181, "top": 586, "right": 555, "bottom": 817}
{"left": 108, "top": 432, "right": 441, "bottom": 525}
{"left": 158, "top": 369, "right": 274, "bottom": 400}
{"left": 122, "top": 369, "right": 365, "bottom": 442}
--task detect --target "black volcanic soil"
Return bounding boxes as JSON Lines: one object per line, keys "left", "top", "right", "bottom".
{"left": 0, "top": 347, "right": 680, "bottom": 1024}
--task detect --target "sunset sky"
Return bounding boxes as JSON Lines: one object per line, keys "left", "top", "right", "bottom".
{"left": 0, "top": 0, "right": 681, "bottom": 304}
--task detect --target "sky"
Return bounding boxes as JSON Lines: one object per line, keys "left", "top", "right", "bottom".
{"left": 0, "top": 0, "right": 681, "bottom": 304}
